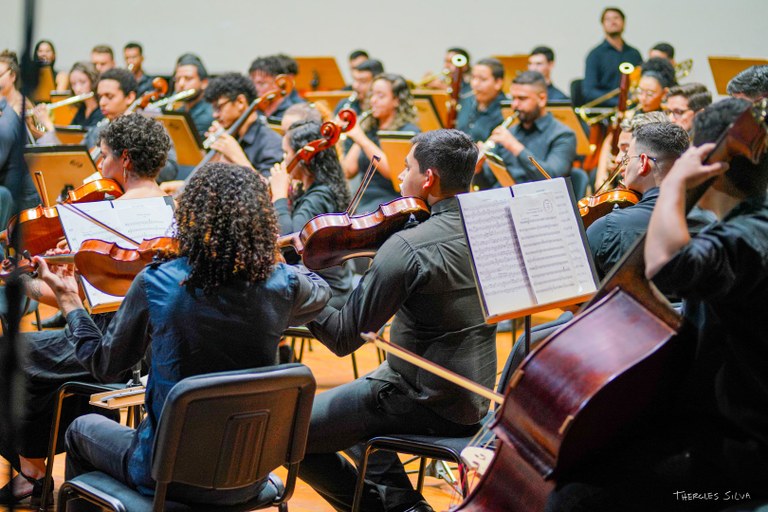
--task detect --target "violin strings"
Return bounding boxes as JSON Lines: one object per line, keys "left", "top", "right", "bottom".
{"left": 347, "top": 155, "right": 381, "bottom": 216}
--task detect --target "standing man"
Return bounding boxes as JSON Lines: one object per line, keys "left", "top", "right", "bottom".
{"left": 299, "top": 129, "right": 497, "bottom": 512}
{"left": 528, "top": 46, "right": 569, "bottom": 101}
{"left": 582, "top": 7, "right": 643, "bottom": 106}
{"left": 123, "top": 42, "right": 154, "bottom": 96}
{"left": 90, "top": 45, "right": 115, "bottom": 75}
{"left": 483, "top": 71, "right": 576, "bottom": 185}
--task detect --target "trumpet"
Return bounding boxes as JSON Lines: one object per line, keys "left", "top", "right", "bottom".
{"left": 148, "top": 88, "right": 197, "bottom": 110}
{"left": 416, "top": 69, "right": 451, "bottom": 89}
{"left": 483, "top": 112, "right": 519, "bottom": 150}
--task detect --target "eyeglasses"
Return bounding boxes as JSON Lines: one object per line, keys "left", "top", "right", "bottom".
{"left": 620, "top": 153, "right": 658, "bottom": 166}
{"left": 212, "top": 99, "right": 231, "bottom": 113}
{"left": 666, "top": 108, "right": 691, "bottom": 119}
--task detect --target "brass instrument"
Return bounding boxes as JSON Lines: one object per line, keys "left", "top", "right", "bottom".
{"left": 675, "top": 58, "right": 693, "bottom": 80}
{"left": 484, "top": 112, "right": 518, "bottom": 150}
{"left": 575, "top": 62, "right": 638, "bottom": 125}
{"left": 148, "top": 88, "right": 197, "bottom": 110}
{"left": 416, "top": 53, "right": 468, "bottom": 89}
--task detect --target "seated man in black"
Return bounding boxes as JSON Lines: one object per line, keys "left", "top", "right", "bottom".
{"left": 298, "top": 129, "right": 497, "bottom": 512}
{"left": 455, "top": 57, "right": 505, "bottom": 144}
{"left": 528, "top": 46, "right": 569, "bottom": 101}
{"left": 171, "top": 53, "right": 213, "bottom": 138}
{"left": 482, "top": 71, "right": 576, "bottom": 186}
{"left": 547, "top": 98, "right": 768, "bottom": 511}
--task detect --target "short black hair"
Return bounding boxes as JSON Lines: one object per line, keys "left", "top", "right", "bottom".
{"left": 512, "top": 70, "right": 547, "bottom": 91}
{"left": 530, "top": 46, "right": 555, "bottom": 62}
{"left": 601, "top": 7, "right": 625, "bottom": 21}
{"left": 91, "top": 45, "right": 113, "bottom": 58}
{"left": 475, "top": 58, "right": 504, "bottom": 81}
{"left": 98, "top": 113, "right": 170, "bottom": 179}
{"left": 123, "top": 42, "right": 143, "bottom": 55}
{"left": 651, "top": 42, "right": 675, "bottom": 60}
{"left": 176, "top": 53, "right": 208, "bottom": 80}
{"left": 633, "top": 122, "right": 690, "bottom": 163}
{"left": 248, "top": 56, "right": 282, "bottom": 77}
{"left": 349, "top": 49, "right": 368, "bottom": 61}
{"left": 98, "top": 68, "right": 137, "bottom": 95}
{"left": 667, "top": 82, "right": 708, "bottom": 99}
{"left": 687, "top": 91, "right": 712, "bottom": 113}
{"left": 641, "top": 57, "right": 676, "bottom": 88}
{"left": 726, "top": 65, "right": 768, "bottom": 100}
{"left": 354, "top": 59, "right": 384, "bottom": 77}
{"left": 274, "top": 54, "right": 298, "bottom": 75}
{"left": 411, "top": 129, "right": 478, "bottom": 193}
{"left": 692, "top": 98, "right": 768, "bottom": 196}
{"left": 204, "top": 72, "right": 256, "bottom": 104}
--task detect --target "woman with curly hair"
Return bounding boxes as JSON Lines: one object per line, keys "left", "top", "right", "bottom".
{"left": 0, "top": 113, "right": 172, "bottom": 507}
{"left": 35, "top": 162, "right": 329, "bottom": 505}
{"left": 270, "top": 120, "right": 354, "bottom": 307}
{"left": 342, "top": 73, "right": 419, "bottom": 214}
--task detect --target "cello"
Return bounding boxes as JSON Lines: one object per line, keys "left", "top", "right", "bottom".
{"left": 449, "top": 100, "right": 768, "bottom": 511}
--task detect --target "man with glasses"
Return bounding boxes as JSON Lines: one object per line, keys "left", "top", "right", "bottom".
{"left": 586, "top": 121, "right": 691, "bottom": 278}
{"left": 665, "top": 83, "right": 712, "bottom": 134}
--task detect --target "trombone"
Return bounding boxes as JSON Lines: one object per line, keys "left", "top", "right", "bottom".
{"left": 575, "top": 62, "right": 638, "bottom": 125}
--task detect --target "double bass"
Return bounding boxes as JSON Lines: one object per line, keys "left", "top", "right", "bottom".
{"left": 453, "top": 100, "right": 768, "bottom": 510}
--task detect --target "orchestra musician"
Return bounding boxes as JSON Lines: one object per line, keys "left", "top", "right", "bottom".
{"left": 648, "top": 42, "right": 676, "bottom": 65}
{"left": 123, "top": 42, "right": 154, "bottom": 96}
{"left": 455, "top": 57, "right": 506, "bottom": 144}
{"left": 299, "top": 129, "right": 497, "bottom": 512}
{"left": 274, "top": 54, "right": 306, "bottom": 107}
{"left": 270, "top": 120, "right": 353, "bottom": 308}
{"left": 345, "top": 49, "right": 370, "bottom": 89}
{"left": 0, "top": 113, "right": 171, "bottom": 507}
{"left": 33, "top": 61, "right": 103, "bottom": 131}
{"left": 342, "top": 73, "right": 419, "bottom": 214}
{"left": 481, "top": 70, "right": 577, "bottom": 185}
{"left": 248, "top": 55, "right": 302, "bottom": 120}
{"left": 419, "top": 47, "right": 471, "bottom": 95}
{"left": 549, "top": 97, "right": 768, "bottom": 511}
{"left": 527, "top": 46, "right": 569, "bottom": 101}
{"left": 171, "top": 53, "right": 213, "bottom": 138}
{"left": 280, "top": 102, "right": 323, "bottom": 132}
{"left": 0, "top": 97, "right": 40, "bottom": 231}
{"left": 90, "top": 44, "right": 115, "bottom": 74}
{"left": 33, "top": 39, "right": 68, "bottom": 91}
{"left": 335, "top": 58, "right": 384, "bottom": 116}
{"left": 634, "top": 57, "right": 676, "bottom": 114}
{"left": 726, "top": 64, "right": 768, "bottom": 101}
{"left": 582, "top": 7, "right": 643, "bottom": 106}
{"left": 35, "top": 161, "right": 329, "bottom": 506}
{"left": 0, "top": 50, "right": 34, "bottom": 119}
{"left": 665, "top": 83, "right": 712, "bottom": 134}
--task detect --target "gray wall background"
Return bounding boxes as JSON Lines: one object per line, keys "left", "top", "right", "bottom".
{"left": 3, "top": 0, "right": 765, "bottom": 97}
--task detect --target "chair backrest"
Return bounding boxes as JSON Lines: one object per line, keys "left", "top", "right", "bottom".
{"left": 570, "top": 168, "right": 590, "bottom": 200}
{"left": 151, "top": 363, "right": 316, "bottom": 490}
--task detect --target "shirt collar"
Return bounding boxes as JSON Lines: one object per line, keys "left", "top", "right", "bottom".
{"left": 431, "top": 196, "right": 459, "bottom": 215}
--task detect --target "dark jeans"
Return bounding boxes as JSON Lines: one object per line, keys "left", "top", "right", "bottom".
{"left": 298, "top": 377, "right": 478, "bottom": 512}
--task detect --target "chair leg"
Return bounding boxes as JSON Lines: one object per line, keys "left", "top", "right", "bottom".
{"left": 351, "top": 352, "right": 359, "bottom": 380}
{"left": 351, "top": 444, "right": 377, "bottom": 512}
{"left": 415, "top": 457, "right": 427, "bottom": 494}
{"left": 33, "top": 303, "right": 42, "bottom": 331}
{"left": 40, "top": 387, "right": 72, "bottom": 512}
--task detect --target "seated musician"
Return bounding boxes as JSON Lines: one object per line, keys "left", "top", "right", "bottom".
{"left": 248, "top": 55, "right": 302, "bottom": 120}
{"left": 299, "top": 129, "right": 497, "bottom": 512}
{"left": 270, "top": 120, "right": 353, "bottom": 308}
{"left": 275, "top": 54, "right": 306, "bottom": 108}
{"left": 90, "top": 44, "right": 115, "bottom": 75}
{"left": 582, "top": 7, "right": 643, "bottom": 107}
{"left": 419, "top": 47, "right": 471, "bottom": 95}
{"left": 335, "top": 58, "right": 384, "bottom": 116}
{"left": 123, "top": 42, "right": 154, "bottom": 96}
{"left": 171, "top": 53, "right": 213, "bottom": 138}
{"left": 34, "top": 39, "right": 68, "bottom": 91}
{"left": 634, "top": 57, "right": 676, "bottom": 114}
{"left": 341, "top": 73, "right": 419, "bottom": 214}
{"left": 32, "top": 162, "right": 329, "bottom": 505}
{"left": 548, "top": 97, "right": 768, "bottom": 511}
{"left": 455, "top": 57, "right": 506, "bottom": 143}
{"left": 726, "top": 64, "right": 768, "bottom": 101}
{"left": 280, "top": 102, "right": 322, "bottom": 132}
{"left": 648, "top": 41, "right": 676, "bottom": 65}
{"left": 665, "top": 83, "right": 712, "bottom": 134}
{"left": 344, "top": 49, "right": 369, "bottom": 89}
{"left": 0, "top": 113, "right": 171, "bottom": 507}
{"left": 482, "top": 71, "right": 577, "bottom": 185}
{"left": 33, "top": 62, "right": 103, "bottom": 131}
{"left": 528, "top": 46, "right": 569, "bottom": 101}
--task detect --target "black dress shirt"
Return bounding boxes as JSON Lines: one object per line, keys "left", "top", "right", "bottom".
{"left": 547, "top": 83, "right": 569, "bottom": 101}
{"left": 240, "top": 117, "right": 283, "bottom": 175}
{"left": 135, "top": 74, "right": 155, "bottom": 96}
{"left": 308, "top": 197, "right": 498, "bottom": 425}
{"left": 184, "top": 100, "right": 214, "bottom": 138}
{"left": 456, "top": 91, "right": 506, "bottom": 143}
{"left": 582, "top": 39, "right": 643, "bottom": 106}
{"left": 71, "top": 105, "right": 104, "bottom": 129}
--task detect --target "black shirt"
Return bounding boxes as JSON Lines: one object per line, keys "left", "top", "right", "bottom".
{"left": 71, "top": 104, "right": 104, "bottom": 129}
{"left": 456, "top": 91, "right": 506, "bottom": 143}
{"left": 547, "top": 83, "right": 569, "bottom": 102}
{"left": 135, "top": 74, "right": 155, "bottom": 96}
{"left": 240, "top": 117, "right": 283, "bottom": 175}
{"left": 582, "top": 39, "right": 643, "bottom": 107}
{"left": 308, "top": 197, "right": 497, "bottom": 425}
{"left": 270, "top": 92, "right": 305, "bottom": 121}
{"left": 184, "top": 100, "right": 214, "bottom": 139}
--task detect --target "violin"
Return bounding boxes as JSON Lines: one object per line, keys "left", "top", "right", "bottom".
{"left": 578, "top": 159, "right": 640, "bottom": 228}
{"left": 127, "top": 77, "right": 169, "bottom": 113}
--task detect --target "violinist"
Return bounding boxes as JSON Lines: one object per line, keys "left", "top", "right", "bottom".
{"left": 269, "top": 120, "right": 353, "bottom": 307}
{"left": 480, "top": 71, "right": 576, "bottom": 185}
{"left": 171, "top": 53, "right": 213, "bottom": 138}
{"left": 38, "top": 162, "right": 330, "bottom": 506}
{"left": 123, "top": 42, "right": 154, "bottom": 96}
{"left": 0, "top": 112, "right": 171, "bottom": 507}
{"left": 342, "top": 73, "right": 419, "bottom": 214}
{"left": 455, "top": 57, "right": 506, "bottom": 144}
{"left": 299, "top": 129, "right": 497, "bottom": 512}
{"left": 549, "top": 98, "right": 768, "bottom": 511}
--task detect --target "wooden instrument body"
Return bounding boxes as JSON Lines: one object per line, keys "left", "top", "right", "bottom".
{"left": 578, "top": 188, "right": 641, "bottom": 228}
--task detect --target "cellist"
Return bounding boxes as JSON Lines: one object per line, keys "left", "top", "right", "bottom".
{"left": 548, "top": 98, "right": 768, "bottom": 511}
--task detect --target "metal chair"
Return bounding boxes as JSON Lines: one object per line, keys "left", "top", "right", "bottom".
{"left": 57, "top": 364, "right": 316, "bottom": 512}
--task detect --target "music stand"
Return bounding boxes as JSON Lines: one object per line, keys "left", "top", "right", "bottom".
{"left": 49, "top": 91, "right": 79, "bottom": 125}
{"left": 412, "top": 89, "right": 450, "bottom": 127}
{"left": 708, "top": 56, "right": 768, "bottom": 95}
{"left": 294, "top": 56, "right": 346, "bottom": 92}
{"left": 24, "top": 145, "right": 100, "bottom": 204}
{"left": 485, "top": 152, "right": 515, "bottom": 188}
{"left": 52, "top": 125, "right": 88, "bottom": 145}
{"left": 151, "top": 111, "right": 204, "bottom": 167}
{"left": 377, "top": 131, "right": 418, "bottom": 193}
{"left": 31, "top": 66, "right": 56, "bottom": 103}
{"left": 492, "top": 54, "right": 529, "bottom": 94}
{"left": 304, "top": 90, "right": 351, "bottom": 113}
{"left": 412, "top": 94, "right": 444, "bottom": 132}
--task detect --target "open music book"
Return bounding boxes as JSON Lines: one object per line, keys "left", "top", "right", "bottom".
{"left": 458, "top": 178, "right": 598, "bottom": 322}
{"left": 56, "top": 197, "right": 175, "bottom": 313}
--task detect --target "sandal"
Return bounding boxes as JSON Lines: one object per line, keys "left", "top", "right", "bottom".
{"left": 0, "top": 472, "right": 53, "bottom": 508}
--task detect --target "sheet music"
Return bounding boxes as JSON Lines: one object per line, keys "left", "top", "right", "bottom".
{"left": 510, "top": 178, "right": 597, "bottom": 304}
{"left": 56, "top": 197, "right": 175, "bottom": 310}
{"left": 458, "top": 188, "right": 535, "bottom": 317}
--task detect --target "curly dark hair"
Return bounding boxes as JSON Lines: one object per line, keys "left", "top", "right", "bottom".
{"left": 286, "top": 120, "right": 351, "bottom": 208}
{"left": 641, "top": 57, "right": 677, "bottom": 89}
{"left": 176, "top": 162, "right": 277, "bottom": 294}
{"left": 204, "top": 72, "right": 256, "bottom": 104}
{"left": 98, "top": 113, "right": 170, "bottom": 179}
